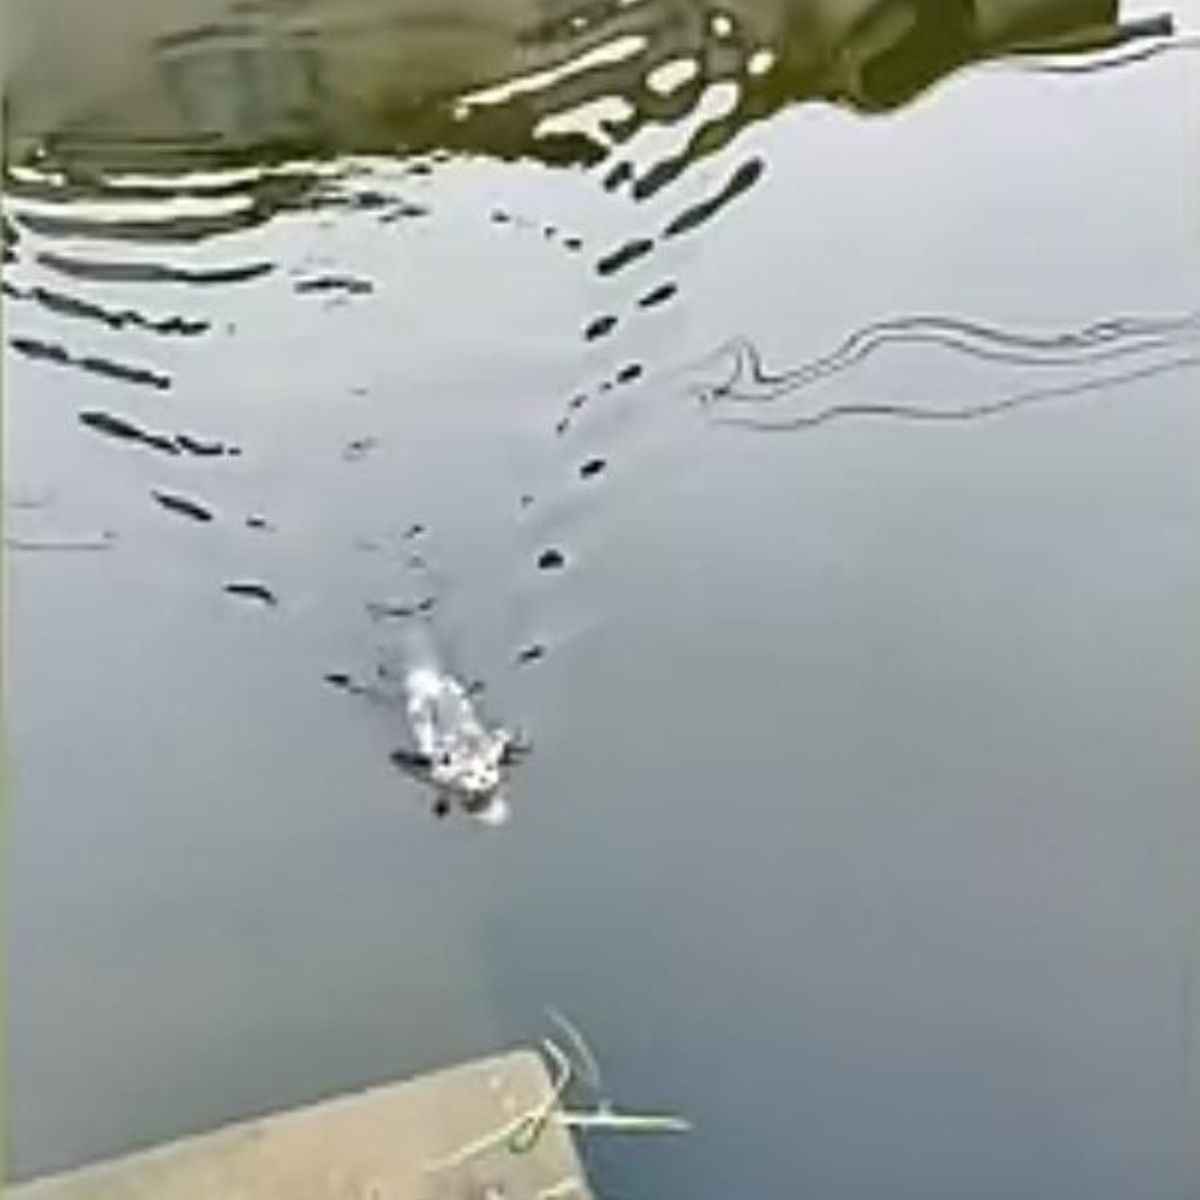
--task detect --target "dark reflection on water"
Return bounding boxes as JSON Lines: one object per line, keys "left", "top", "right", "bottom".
{"left": 2, "top": 0, "right": 1168, "bottom": 194}
{"left": 223, "top": 580, "right": 280, "bottom": 605}
{"left": 152, "top": 489, "right": 217, "bottom": 523}
{"left": 8, "top": 335, "right": 174, "bottom": 390}
{"left": 78, "top": 410, "right": 240, "bottom": 459}
{"left": 1006, "top": 27, "right": 1200, "bottom": 72}
{"left": 3, "top": 279, "right": 210, "bottom": 336}
{"left": 34, "top": 250, "right": 275, "bottom": 286}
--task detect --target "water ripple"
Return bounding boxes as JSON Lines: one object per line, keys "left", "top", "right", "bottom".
{"left": 687, "top": 310, "right": 1200, "bottom": 430}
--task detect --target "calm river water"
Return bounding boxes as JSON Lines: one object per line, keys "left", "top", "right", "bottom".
{"left": 6, "top": 0, "right": 1199, "bottom": 1195}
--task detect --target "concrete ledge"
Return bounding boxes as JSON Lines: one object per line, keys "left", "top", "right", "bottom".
{"left": 10, "top": 1051, "right": 594, "bottom": 1200}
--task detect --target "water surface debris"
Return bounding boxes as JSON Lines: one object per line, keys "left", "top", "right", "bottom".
{"left": 579, "top": 458, "right": 607, "bottom": 479}
{"left": 424, "top": 1014, "right": 688, "bottom": 1175}
{"left": 537, "top": 549, "right": 567, "bottom": 571}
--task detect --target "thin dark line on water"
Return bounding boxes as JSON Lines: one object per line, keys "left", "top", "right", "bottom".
{"left": 224, "top": 581, "right": 278, "bottom": 606}
{"left": 595, "top": 237, "right": 654, "bottom": 276}
{"left": 687, "top": 312, "right": 1200, "bottom": 406}
{"left": 1000, "top": 34, "right": 1200, "bottom": 75}
{"left": 6, "top": 532, "right": 117, "bottom": 551}
{"left": 36, "top": 251, "right": 274, "bottom": 287}
{"left": 9, "top": 336, "right": 172, "bottom": 390}
{"left": 705, "top": 354, "right": 1200, "bottom": 432}
{"left": 2, "top": 281, "right": 210, "bottom": 336}
{"left": 152, "top": 490, "right": 214, "bottom": 523}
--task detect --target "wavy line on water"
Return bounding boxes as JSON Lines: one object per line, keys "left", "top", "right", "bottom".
{"left": 685, "top": 311, "right": 1200, "bottom": 409}
{"left": 999, "top": 33, "right": 1200, "bottom": 75}
{"left": 36, "top": 250, "right": 274, "bottom": 287}
{"left": 3, "top": 280, "right": 210, "bottom": 337}
{"left": 701, "top": 353, "right": 1200, "bottom": 432}
{"left": 9, "top": 336, "right": 172, "bottom": 390}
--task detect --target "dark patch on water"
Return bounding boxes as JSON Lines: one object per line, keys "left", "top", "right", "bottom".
{"left": 294, "top": 275, "right": 374, "bottom": 296}
{"left": 584, "top": 315, "right": 618, "bottom": 341}
{"left": 223, "top": 581, "right": 278, "bottom": 606}
{"left": 4, "top": 283, "right": 210, "bottom": 337}
{"left": 152, "top": 490, "right": 214, "bottom": 523}
{"left": 580, "top": 457, "right": 606, "bottom": 479}
{"left": 516, "top": 643, "right": 546, "bottom": 666}
{"left": 314, "top": 186, "right": 429, "bottom": 222}
{"left": 175, "top": 433, "right": 240, "bottom": 457}
{"left": 76, "top": 354, "right": 173, "bottom": 390}
{"left": 79, "top": 410, "right": 179, "bottom": 456}
{"left": 537, "top": 548, "right": 566, "bottom": 570}
{"left": 77, "top": 410, "right": 240, "bottom": 458}
{"left": 615, "top": 362, "right": 643, "bottom": 384}
{"left": 13, "top": 205, "right": 277, "bottom": 244}
{"left": 2, "top": 215, "right": 17, "bottom": 263}
{"left": 603, "top": 161, "right": 634, "bottom": 191}
{"left": 10, "top": 336, "right": 70, "bottom": 365}
{"left": 638, "top": 281, "right": 678, "bottom": 309}
{"left": 12, "top": 336, "right": 171, "bottom": 389}
{"left": 366, "top": 598, "right": 436, "bottom": 621}
{"left": 596, "top": 238, "right": 654, "bottom": 276}
{"left": 38, "top": 251, "right": 274, "bottom": 287}
{"left": 343, "top": 436, "right": 379, "bottom": 461}
{"left": 378, "top": 202, "right": 430, "bottom": 224}
{"left": 662, "top": 157, "right": 765, "bottom": 239}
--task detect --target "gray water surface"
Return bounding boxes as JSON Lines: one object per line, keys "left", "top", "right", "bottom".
{"left": 6, "top": 1, "right": 1200, "bottom": 1196}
